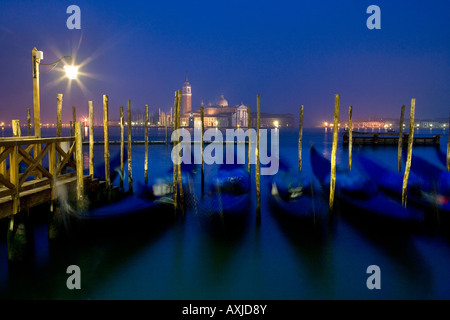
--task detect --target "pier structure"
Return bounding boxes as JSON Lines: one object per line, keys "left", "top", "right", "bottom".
{"left": 343, "top": 131, "right": 442, "bottom": 146}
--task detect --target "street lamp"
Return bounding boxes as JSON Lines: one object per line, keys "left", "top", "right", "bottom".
{"left": 64, "top": 65, "right": 79, "bottom": 79}
{"left": 32, "top": 47, "right": 79, "bottom": 139}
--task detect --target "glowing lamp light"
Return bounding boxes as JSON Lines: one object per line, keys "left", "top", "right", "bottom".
{"left": 64, "top": 65, "right": 79, "bottom": 79}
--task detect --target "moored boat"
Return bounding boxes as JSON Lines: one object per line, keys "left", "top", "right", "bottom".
{"left": 310, "top": 145, "right": 424, "bottom": 225}
{"left": 195, "top": 163, "right": 251, "bottom": 235}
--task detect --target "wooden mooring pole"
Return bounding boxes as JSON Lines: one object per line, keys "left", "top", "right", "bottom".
{"left": 56, "top": 93, "right": 62, "bottom": 169}
{"left": 165, "top": 114, "right": 168, "bottom": 145}
{"left": 56, "top": 94, "right": 63, "bottom": 138}
{"left": 103, "top": 95, "right": 110, "bottom": 189}
{"left": 120, "top": 106, "right": 124, "bottom": 189}
{"left": 348, "top": 106, "right": 352, "bottom": 171}
{"left": 176, "top": 90, "right": 184, "bottom": 216}
{"left": 173, "top": 92, "right": 178, "bottom": 214}
{"left": 72, "top": 106, "right": 76, "bottom": 136}
{"left": 50, "top": 98, "right": 62, "bottom": 239}
{"left": 89, "top": 101, "right": 94, "bottom": 177}
{"left": 402, "top": 98, "right": 415, "bottom": 207}
{"left": 201, "top": 103, "right": 205, "bottom": 195}
{"left": 75, "top": 121, "right": 84, "bottom": 210}
{"left": 256, "top": 94, "right": 261, "bottom": 223}
{"left": 330, "top": 94, "right": 340, "bottom": 211}
{"left": 247, "top": 106, "right": 251, "bottom": 173}
{"left": 144, "top": 104, "right": 149, "bottom": 184}
{"left": 27, "top": 108, "right": 31, "bottom": 136}
{"left": 11, "top": 120, "right": 21, "bottom": 216}
{"left": 398, "top": 105, "right": 405, "bottom": 172}
{"left": 299, "top": 105, "right": 304, "bottom": 171}
{"left": 127, "top": 100, "right": 133, "bottom": 193}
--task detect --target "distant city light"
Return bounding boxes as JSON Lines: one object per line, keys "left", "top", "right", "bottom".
{"left": 273, "top": 120, "right": 279, "bottom": 128}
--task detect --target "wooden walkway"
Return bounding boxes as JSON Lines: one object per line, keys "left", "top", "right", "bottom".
{"left": 0, "top": 135, "right": 88, "bottom": 219}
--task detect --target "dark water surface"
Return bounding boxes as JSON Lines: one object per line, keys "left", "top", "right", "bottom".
{"left": 1, "top": 127, "right": 450, "bottom": 299}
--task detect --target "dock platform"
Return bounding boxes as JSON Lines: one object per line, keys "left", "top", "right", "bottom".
{"left": 343, "top": 131, "right": 442, "bottom": 146}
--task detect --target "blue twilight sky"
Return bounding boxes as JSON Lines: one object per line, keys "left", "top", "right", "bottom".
{"left": 0, "top": 0, "right": 449, "bottom": 127}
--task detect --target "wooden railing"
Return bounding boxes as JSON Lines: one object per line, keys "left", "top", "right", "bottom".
{"left": 0, "top": 136, "right": 81, "bottom": 217}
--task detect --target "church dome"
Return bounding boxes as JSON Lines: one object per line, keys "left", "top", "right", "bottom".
{"left": 217, "top": 94, "right": 228, "bottom": 107}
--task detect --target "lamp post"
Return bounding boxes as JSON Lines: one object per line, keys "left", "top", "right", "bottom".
{"left": 32, "top": 47, "right": 79, "bottom": 138}
{"left": 32, "top": 47, "right": 79, "bottom": 180}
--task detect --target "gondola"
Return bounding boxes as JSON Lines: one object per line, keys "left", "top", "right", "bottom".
{"left": 195, "top": 163, "right": 251, "bottom": 235}
{"left": 65, "top": 181, "right": 175, "bottom": 237}
{"left": 406, "top": 152, "right": 450, "bottom": 213}
{"left": 310, "top": 146, "right": 424, "bottom": 224}
{"left": 269, "top": 160, "right": 327, "bottom": 225}
{"left": 86, "top": 149, "right": 128, "bottom": 183}
{"left": 435, "top": 147, "right": 447, "bottom": 169}
{"left": 355, "top": 154, "right": 426, "bottom": 207}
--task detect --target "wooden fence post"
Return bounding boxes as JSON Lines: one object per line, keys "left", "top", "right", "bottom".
{"left": 7, "top": 120, "right": 23, "bottom": 261}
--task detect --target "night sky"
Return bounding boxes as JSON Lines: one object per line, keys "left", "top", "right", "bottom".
{"left": 0, "top": 0, "right": 449, "bottom": 127}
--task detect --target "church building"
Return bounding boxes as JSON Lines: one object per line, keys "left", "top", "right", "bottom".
{"left": 179, "top": 76, "right": 293, "bottom": 128}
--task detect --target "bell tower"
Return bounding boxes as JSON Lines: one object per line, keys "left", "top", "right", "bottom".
{"left": 182, "top": 75, "right": 192, "bottom": 115}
